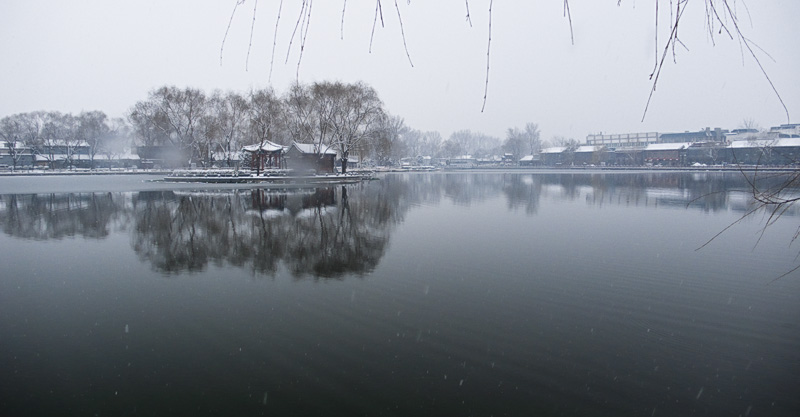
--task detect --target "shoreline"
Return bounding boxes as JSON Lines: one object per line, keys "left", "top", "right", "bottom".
{"left": 1, "top": 165, "right": 797, "bottom": 178}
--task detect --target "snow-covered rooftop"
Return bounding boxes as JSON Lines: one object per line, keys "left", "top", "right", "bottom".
{"left": 242, "top": 140, "right": 284, "bottom": 152}
{"left": 574, "top": 145, "right": 601, "bottom": 153}
{"left": 292, "top": 142, "right": 337, "bottom": 155}
{"left": 645, "top": 142, "right": 692, "bottom": 151}
{"left": 540, "top": 147, "right": 566, "bottom": 154}
{"left": 729, "top": 138, "right": 800, "bottom": 148}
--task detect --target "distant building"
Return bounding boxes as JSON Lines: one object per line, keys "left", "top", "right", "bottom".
{"left": 659, "top": 128, "right": 725, "bottom": 143}
{"left": 727, "top": 138, "right": 800, "bottom": 165}
{"left": 540, "top": 147, "right": 568, "bottom": 165}
{"left": 94, "top": 148, "right": 141, "bottom": 168}
{"left": 519, "top": 154, "right": 540, "bottom": 166}
{"left": 644, "top": 142, "right": 692, "bottom": 166}
{"left": 572, "top": 145, "right": 612, "bottom": 165}
{"left": 447, "top": 155, "right": 476, "bottom": 168}
{"left": 241, "top": 140, "right": 284, "bottom": 171}
{"left": 587, "top": 128, "right": 725, "bottom": 148}
{"left": 284, "top": 142, "right": 337, "bottom": 173}
{"left": 0, "top": 142, "right": 34, "bottom": 168}
{"left": 32, "top": 140, "right": 91, "bottom": 168}
{"left": 586, "top": 132, "right": 659, "bottom": 148}
{"left": 769, "top": 123, "right": 800, "bottom": 138}
{"left": 135, "top": 145, "right": 187, "bottom": 168}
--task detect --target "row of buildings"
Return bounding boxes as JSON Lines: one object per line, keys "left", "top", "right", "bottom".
{"left": 0, "top": 139, "right": 339, "bottom": 173}
{"left": 5, "top": 124, "right": 800, "bottom": 171}
{"left": 133, "top": 140, "right": 340, "bottom": 173}
{"left": 529, "top": 124, "right": 800, "bottom": 167}
{"left": 0, "top": 140, "right": 141, "bottom": 170}
{"left": 123, "top": 140, "right": 342, "bottom": 173}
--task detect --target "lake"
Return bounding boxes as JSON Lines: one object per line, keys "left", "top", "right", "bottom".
{"left": 1, "top": 171, "right": 798, "bottom": 416}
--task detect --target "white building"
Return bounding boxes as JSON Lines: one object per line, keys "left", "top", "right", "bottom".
{"left": 586, "top": 132, "right": 659, "bottom": 148}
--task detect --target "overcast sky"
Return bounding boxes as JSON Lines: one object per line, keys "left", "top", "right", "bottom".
{"left": 1, "top": 0, "right": 798, "bottom": 142}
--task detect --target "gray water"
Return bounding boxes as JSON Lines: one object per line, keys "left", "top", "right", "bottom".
{"left": 1, "top": 172, "right": 798, "bottom": 416}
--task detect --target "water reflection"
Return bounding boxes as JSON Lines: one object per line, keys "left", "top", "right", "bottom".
{"left": 1, "top": 172, "right": 797, "bottom": 276}
{"left": 129, "top": 186, "right": 400, "bottom": 278}
{"left": 0, "top": 192, "right": 131, "bottom": 240}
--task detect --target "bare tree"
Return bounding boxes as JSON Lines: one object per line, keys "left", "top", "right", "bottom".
{"left": 100, "top": 118, "right": 133, "bottom": 165}
{"left": 395, "top": 128, "right": 444, "bottom": 161}
{"left": 128, "top": 100, "right": 170, "bottom": 147}
{"left": 283, "top": 82, "right": 322, "bottom": 148}
{"left": 370, "top": 114, "right": 408, "bottom": 165}
{"left": 283, "top": 81, "right": 385, "bottom": 174}
{"left": 323, "top": 81, "right": 384, "bottom": 174}
{"left": 249, "top": 87, "right": 284, "bottom": 145}
{"left": 548, "top": 135, "right": 578, "bottom": 148}
{"left": 195, "top": 109, "right": 221, "bottom": 167}
{"left": 441, "top": 140, "right": 463, "bottom": 158}
{"left": 76, "top": 111, "right": 110, "bottom": 169}
{"left": 524, "top": 122, "right": 541, "bottom": 155}
{"left": 37, "top": 112, "right": 79, "bottom": 169}
{"left": 503, "top": 128, "right": 526, "bottom": 161}
{"left": 0, "top": 114, "right": 28, "bottom": 171}
{"left": 151, "top": 86, "right": 208, "bottom": 165}
{"left": 214, "top": 91, "right": 250, "bottom": 167}
{"left": 448, "top": 129, "right": 499, "bottom": 158}
{"left": 247, "top": 87, "right": 285, "bottom": 175}
{"left": 740, "top": 118, "right": 761, "bottom": 132}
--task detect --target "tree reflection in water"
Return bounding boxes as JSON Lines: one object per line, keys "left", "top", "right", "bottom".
{"left": 0, "top": 192, "right": 130, "bottom": 240}
{"left": 129, "top": 185, "right": 397, "bottom": 278}
{"left": 2, "top": 172, "right": 798, "bottom": 277}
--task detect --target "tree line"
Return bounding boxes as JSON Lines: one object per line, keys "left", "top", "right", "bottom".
{"left": 0, "top": 110, "right": 128, "bottom": 170}
{"left": 129, "top": 82, "right": 387, "bottom": 171}
{"left": 2, "top": 81, "right": 555, "bottom": 170}
{"left": 127, "top": 82, "right": 550, "bottom": 168}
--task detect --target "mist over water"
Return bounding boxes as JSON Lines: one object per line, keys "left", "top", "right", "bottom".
{"left": 1, "top": 172, "right": 798, "bottom": 416}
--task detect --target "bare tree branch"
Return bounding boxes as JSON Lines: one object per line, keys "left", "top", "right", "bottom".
{"left": 220, "top": 0, "right": 246, "bottom": 66}
{"left": 245, "top": 0, "right": 258, "bottom": 71}
{"left": 393, "top": 0, "right": 414, "bottom": 67}
{"left": 284, "top": 0, "right": 308, "bottom": 65}
{"left": 369, "top": 0, "right": 384, "bottom": 53}
{"left": 642, "top": 0, "right": 789, "bottom": 123}
{"left": 296, "top": 0, "right": 314, "bottom": 79}
{"left": 481, "top": 0, "right": 493, "bottom": 113}
{"left": 341, "top": 0, "right": 347, "bottom": 40}
{"left": 268, "top": 0, "right": 283, "bottom": 82}
{"left": 563, "top": 0, "right": 574, "bottom": 45}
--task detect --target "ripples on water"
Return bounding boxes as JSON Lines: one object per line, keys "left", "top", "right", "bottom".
{"left": 0, "top": 172, "right": 798, "bottom": 416}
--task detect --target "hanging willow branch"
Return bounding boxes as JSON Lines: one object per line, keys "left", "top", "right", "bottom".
{"left": 245, "top": 0, "right": 259, "bottom": 71}
{"left": 563, "top": 0, "right": 574, "bottom": 45}
{"left": 268, "top": 0, "right": 283, "bottom": 82}
{"left": 481, "top": 0, "right": 493, "bottom": 113}
{"left": 642, "top": 0, "right": 789, "bottom": 123}
{"left": 369, "top": 0, "right": 384, "bottom": 54}
{"left": 341, "top": 0, "right": 347, "bottom": 40}
{"left": 220, "top": 0, "right": 246, "bottom": 66}
{"left": 394, "top": 0, "right": 414, "bottom": 67}
{"left": 221, "top": 0, "right": 788, "bottom": 119}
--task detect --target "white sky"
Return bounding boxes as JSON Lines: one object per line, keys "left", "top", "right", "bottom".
{"left": 1, "top": 0, "right": 798, "bottom": 142}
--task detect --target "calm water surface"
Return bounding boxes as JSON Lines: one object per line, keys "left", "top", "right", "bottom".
{"left": 1, "top": 172, "right": 798, "bottom": 416}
